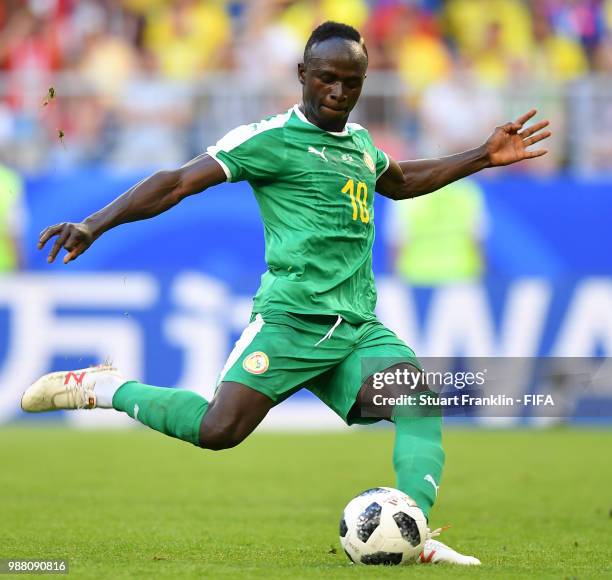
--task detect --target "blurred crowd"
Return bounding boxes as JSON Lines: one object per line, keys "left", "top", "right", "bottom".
{"left": 1, "top": 0, "right": 612, "bottom": 172}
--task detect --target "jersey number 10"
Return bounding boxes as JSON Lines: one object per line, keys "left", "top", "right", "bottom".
{"left": 341, "top": 179, "right": 370, "bottom": 224}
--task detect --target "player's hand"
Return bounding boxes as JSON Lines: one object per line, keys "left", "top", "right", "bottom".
{"left": 484, "top": 109, "right": 551, "bottom": 167}
{"left": 38, "top": 222, "right": 95, "bottom": 264}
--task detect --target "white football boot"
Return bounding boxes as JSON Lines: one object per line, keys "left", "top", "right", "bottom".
{"left": 418, "top": 529, "right": 481, "bottom": 565}
{"left": 21, "top": 364, "right": 125, "bottom": 412}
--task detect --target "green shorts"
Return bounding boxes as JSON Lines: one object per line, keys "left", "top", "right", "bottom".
{"left": 219, "top": 310, "right": 419, "bottom": 425}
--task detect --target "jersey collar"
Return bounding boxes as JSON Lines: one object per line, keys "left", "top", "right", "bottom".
{"left": 293, "top": 105, "right": 350, "bottom": 137}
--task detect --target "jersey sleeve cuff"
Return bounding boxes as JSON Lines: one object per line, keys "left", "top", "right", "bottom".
{"left": 377, "top": 151, "right": 390, "bottom": 179}
{"left": 206, "top": 147, "right": 232, "bottom": 182}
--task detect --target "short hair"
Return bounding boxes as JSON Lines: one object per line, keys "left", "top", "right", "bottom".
{"left": 303, "top": 21, "right": 368, "bottom": 64}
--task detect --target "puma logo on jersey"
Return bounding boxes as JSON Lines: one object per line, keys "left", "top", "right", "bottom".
{"left": 308, "top": 146, "right": 328, "bottom": 162}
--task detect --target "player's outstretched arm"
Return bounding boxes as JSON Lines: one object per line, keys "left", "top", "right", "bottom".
{"left": 38, "top": 154, "right": 226, "bottom": 264}
{"left": 376, "top": 109, "right": 551, "bottom": 200}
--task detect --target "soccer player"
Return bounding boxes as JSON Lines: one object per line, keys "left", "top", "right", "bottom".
{"left": 22, "top": 22, "right": 550, "bottom": 565}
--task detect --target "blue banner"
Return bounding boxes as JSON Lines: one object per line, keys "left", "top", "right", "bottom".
{"left": 0, "top": 171, "right": 610, "bottom": 426}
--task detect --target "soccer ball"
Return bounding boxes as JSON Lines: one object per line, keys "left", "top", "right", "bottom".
{"left": 339, "top": 487, "right": 428, "bottom": 565}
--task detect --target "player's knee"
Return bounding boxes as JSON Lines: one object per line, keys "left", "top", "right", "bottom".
{"left": 200, "top": 430, "right": 240, "bottom": 451}
{"left": 355, "top": 362, "right": 429, "bottom": 421}
{"left": 199, "top": 420, "right": 245, "bottom": 451}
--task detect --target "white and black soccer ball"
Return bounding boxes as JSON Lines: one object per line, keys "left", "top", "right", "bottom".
{"left": 339, "top": 487, "right": 428, "bottom": 565}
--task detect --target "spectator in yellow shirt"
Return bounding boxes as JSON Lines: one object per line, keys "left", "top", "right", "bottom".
{"left": 144, "top": 0, "right": 231, "bottom": 79}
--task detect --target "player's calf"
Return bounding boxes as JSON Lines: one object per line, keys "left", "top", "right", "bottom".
{"left": 353, "top": 363, "right": 444, "bottom": 520}
{"left": 22, "top": 366, "right": 208, "bottom": 447}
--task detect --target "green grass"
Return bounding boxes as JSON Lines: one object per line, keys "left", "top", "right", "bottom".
{"left": 0, "top": 427, "right": 610, "bottom": 579}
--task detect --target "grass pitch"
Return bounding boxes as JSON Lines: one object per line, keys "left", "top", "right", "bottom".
{"left": 0, "top": 427, "right": 610, "bottom": 579}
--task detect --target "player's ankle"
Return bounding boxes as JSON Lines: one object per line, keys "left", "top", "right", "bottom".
{"left": 95, "top": 372, "right": 129, "bottom": 408}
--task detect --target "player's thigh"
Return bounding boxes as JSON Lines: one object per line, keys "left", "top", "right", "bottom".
{"left": 309, "top": 321, "right": 421, "bottom": 424}
{"left": 207, "top": 311, "right": 349, "bottom": 447}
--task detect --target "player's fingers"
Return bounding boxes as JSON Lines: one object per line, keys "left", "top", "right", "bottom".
{"left": 63, "top": 242, "right": 86, "bottom": 264}
{"left": 525, "top": 149, "right": 548, "bottom": 158}
{"left": 514, "top": 109, "right": 537, "bottom": 127}
{"left": 47, "top": 229, "right": 70, "bottom": 263}
{"left": 63, "top": 248, "right": 79, "bottom": 264}
{"left": 524, "top": 130, "right": 552, "bottom": 147}
{"left": 519, "top": 119, "right": 550, "bottom": 138}
{"left": 38, "top": 224, "right": 63, "bottom": 249}
{"left": 62, "top": 234, "right": 85, "bottom": 263}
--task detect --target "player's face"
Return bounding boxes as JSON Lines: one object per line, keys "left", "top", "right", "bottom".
{"left": 298, "top": 38, "right": 367, "bottom": 132}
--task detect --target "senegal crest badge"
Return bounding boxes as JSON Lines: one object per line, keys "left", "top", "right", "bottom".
{"left": 363, "top": 151, "right": 375, "bottom": 173}
{"left": 243, "top": 351, "right": 269, "bottom": 375}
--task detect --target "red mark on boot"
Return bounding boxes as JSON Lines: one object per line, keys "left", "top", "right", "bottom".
{"left": 64, "top": 372, "right": 85, "bottom": 386}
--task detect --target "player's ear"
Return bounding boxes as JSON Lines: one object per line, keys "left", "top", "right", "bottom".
{"left": 298, "top": 62, "right": 306, "bottom": 85}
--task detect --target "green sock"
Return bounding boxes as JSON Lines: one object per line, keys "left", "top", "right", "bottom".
{"left": 392, "top": 408, "right": 445, "bottom": 519}
{"left": 112, "top": 382, "right": 209, "bottom": 446}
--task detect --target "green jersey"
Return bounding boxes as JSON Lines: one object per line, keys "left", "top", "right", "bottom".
{"left": 207, "top": 105, "right": 390, "bottom": 324}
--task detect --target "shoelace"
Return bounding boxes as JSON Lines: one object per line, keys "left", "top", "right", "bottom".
{"left": 66, "top": 380, "right": 88, "bottom": 409}
{"left": 426, "top": 524, "right": 451, "bottom": 542}
{"left": 426, "top": 527, "right": 442, "bottom": 540}
{"left": 66, "top": 373, "right": 99, "bottom": 409}
{"left": 418, "top": 525, "right": 450, "bottom": 563}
